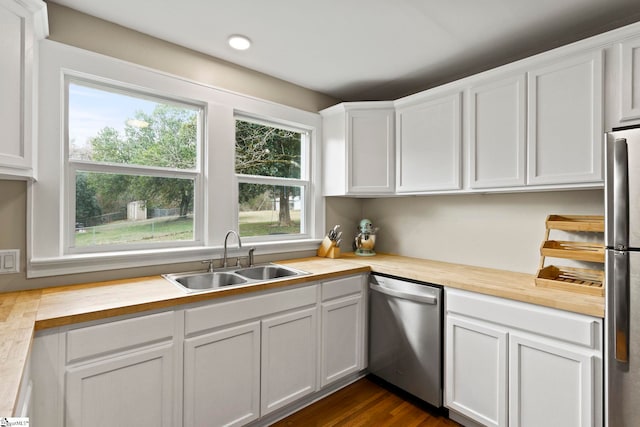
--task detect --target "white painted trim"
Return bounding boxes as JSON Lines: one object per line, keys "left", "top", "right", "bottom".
{"left": 27, "top": 238, "right": 322, "bottom": 278}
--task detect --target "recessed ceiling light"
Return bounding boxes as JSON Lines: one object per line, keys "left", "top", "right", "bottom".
{"left": 228, "top": 34, "right": 251, "bottom": 50}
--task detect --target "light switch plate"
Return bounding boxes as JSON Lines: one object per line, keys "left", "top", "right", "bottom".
{"left": 0, "top": 249, "right": 20, "bottom": 274}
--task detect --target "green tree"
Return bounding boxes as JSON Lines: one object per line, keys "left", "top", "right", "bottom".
{"left": 83, "top": 105, "right": 198, "bottom": 218}
{"left": 75, "top": 172, "right": 102, "bottom": 224}
{"left": 235, "top": 120, "right": 301, "bottom": 226}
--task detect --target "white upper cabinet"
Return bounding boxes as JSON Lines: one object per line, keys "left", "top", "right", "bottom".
{"left": 468, "top": 74, "right": 527, "bottom": 189}
{"left": 620, "top": 35, "right": 640, "bottom": 122}
{"left": 0, "top": 0, "right": 47, "bottom": 180}
{"left": 395, "top": 92, "right": 462, "bottom": 193}
{"left": 320, "top": 102, "right": 395, "bottom": 196}
{"left": 527, "top": 50, "right": 604, "bottom": 186}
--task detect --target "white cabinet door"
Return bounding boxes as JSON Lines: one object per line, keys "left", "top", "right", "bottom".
{"left": 321, "top": 102, "right": 395, "bottom": 196}
{"left": 445, "top": 314, "right": 508, "bottom": 427}
{"left": 0, "top": 0, "right": 45, "bottom": 179}
{"left": 261, "top": 306, "right": 318, "bottom": 415}
{"left": 509, "top": 333, "right": 597, "bottom": 427}
{"left": 183, "top": 321, "right": 260, "bottom": 427}
{"left": 347, "top": 108, "right": 395, "bottom": 194}
{"left": 527, "top": 50, "right": 603, "bottom": 185}
{"left": 396, "top": 92, "right": 462, "bottom": 192}
{"left": 65, "top": 344, "right": 175, "bottom": 427}
{"left": 620, "top": 36, "right": 640, "bottom": 122}
{"left": 469, "top": 75, "right": 526, "bottom": 188}
{"left": 320, "top": 294, "right": 363, "bottom": 387}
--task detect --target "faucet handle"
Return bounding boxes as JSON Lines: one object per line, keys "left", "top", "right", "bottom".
{"left": 201, "top": 259, "right": 214, "bottom": 272}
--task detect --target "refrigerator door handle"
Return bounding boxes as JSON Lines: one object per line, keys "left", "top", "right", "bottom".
{"left": 613, "top": 250, "right": 630, "bottom": 363}
{"left": 612, "top": 137, "right": 630, "bottom": 250}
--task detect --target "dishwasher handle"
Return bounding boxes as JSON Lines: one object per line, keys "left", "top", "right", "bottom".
{"left": 369, "top": 282, "right": 437, "bottom": 305}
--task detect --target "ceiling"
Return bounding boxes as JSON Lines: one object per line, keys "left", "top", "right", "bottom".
{"left": 50, "top": 0, "right": 640, "bottom": 102}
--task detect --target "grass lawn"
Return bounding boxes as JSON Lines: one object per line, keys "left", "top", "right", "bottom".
{"left": 75, "top": 210, "right": 301, "bottom": 246}
{"left": 239, "top": 210, "right": 300, "bottom": 236}
{"left": 75, "top": 216, "right": 194, "bottom": 247}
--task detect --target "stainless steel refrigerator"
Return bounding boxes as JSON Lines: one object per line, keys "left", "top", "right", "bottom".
{"left": 605, "top": 127, "right": 640, "bottom": 426}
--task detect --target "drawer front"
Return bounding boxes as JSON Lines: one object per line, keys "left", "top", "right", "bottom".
{"left": 185, "top": 284, "right": 317, "bottom": 336}
{"left": 446, "top": 288, "right": 602, "bottom": 349}
{"left": 321, "top": 275, "right": 363, "bottom": 301}
{"left": 66, "top": 311, "right": 175, "bottom": 364}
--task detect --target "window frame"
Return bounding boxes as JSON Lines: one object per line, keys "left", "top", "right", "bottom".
{"left": 234, "top": 114, "right": 312, "bottom": 242}
{"left": 64, "top": 75, "right": 206, "bottom": 254}
{"left": 29, "top": 40, "right": 324, "bottom": 278}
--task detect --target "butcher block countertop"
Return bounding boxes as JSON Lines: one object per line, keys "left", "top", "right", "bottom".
{"left": 0, "top": 253, "right": 605, "bottom": 415}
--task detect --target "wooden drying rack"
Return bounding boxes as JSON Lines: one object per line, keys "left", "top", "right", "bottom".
{"left": 535, "top": 215, "right": 605, "bottom": 296}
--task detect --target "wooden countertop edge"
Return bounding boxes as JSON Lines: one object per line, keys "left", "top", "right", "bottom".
{"left": 0, "top": 290, "right": 42, "bottom": 416}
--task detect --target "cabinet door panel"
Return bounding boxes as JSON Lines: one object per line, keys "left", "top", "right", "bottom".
{"left": 261, "top": 307, "right": 317, "bottom": 415}
{"left": 621, "top": 36, "right": 640, "bottom": 121}
{"left": 66, "top": 344, "right": 174, "bottom": 427}
{"left": 445, "top": 315, "right": 508, "bottom": 427}
{"left": 0, "top": 2, "right": 23, "bottom": 161}
{"left": 348, "top": 109, "right": 395, "bottom": 193}
{"left": 397, "top": 93, "right": 462, "bottom": 192}
{"left": 527, "top": 51, "right": 603, "bottom": 185}
{"left": 321, "top": 295, "right": 362, "bottom": 386}
{"left": 509, "top": 333, "right": 597, "bottom": 427}
{"left": 469, "top": 75, "right": 526, "bottom": 188}
{"left": 183, "top": 321, "right": 260, "bottom": 427}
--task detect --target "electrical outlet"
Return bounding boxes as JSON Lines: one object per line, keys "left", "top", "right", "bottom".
{"left": 0, "top": 249, "right": 20, "bottom": 274}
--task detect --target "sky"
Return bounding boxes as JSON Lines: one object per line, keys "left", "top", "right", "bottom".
{"left": 67, "top": 82, "right": 159, "bottom": 153}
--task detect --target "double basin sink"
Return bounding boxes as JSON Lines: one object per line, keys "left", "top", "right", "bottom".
{"left": 163, "top": 263, "right": 309, "bottom": 293}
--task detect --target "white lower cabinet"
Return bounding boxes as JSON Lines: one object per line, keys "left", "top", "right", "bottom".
{"left": 183, "top": 321, "right": 261, "bottom": 427}
{"left": 320, "top": 275, "right": 366, "bottom": 387}
{"left": 446, "top": 315, "right": 508, "bottom": 427}
{"left": 31, "top": 310, "right": 180, "bottom": 427}
{"left": 31, "top": 275, "right": 369, "bottom": 426}
{"left": 508, "top": 333, "right": 596, "bottom": 427}
{"left": 445, "top": 288, "right": 603, "bottom": 427}
{"left": 183, "top": 284, "right": 318, "bottom": 425}
{"left": 66, "top": 343, "right": 175, "bottom": 427}
{"left": 261, "top": 307, "right": 318, "bottom": 414}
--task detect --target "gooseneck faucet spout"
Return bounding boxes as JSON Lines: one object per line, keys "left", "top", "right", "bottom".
{"left": 223, "top": 230, "right": 242, "bottom": 268}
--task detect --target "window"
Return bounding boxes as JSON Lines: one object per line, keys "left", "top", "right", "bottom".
{"left": 235, "top": 118, "right": 309, "bottom": 239}
{"left": 31, "top": 41, "right": 322, "bottom": 277}
{"left": 66, "top": 79, "right": 203, "bottom": 252}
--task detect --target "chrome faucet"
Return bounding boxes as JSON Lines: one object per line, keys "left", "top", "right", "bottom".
{"left": 223, "top": 230, "right": 242, "bottom": 268}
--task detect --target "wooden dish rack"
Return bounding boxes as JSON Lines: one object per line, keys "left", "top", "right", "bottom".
{"left": 535, "top": 215, "right": 605, "bottom": 296}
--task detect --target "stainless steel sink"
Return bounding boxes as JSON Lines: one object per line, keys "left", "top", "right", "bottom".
{"left": 167, "top": 271, "right": 248, "bottom": 291}
{"left": 235, "top": 264, "right": 304, "bottom": 280}
{"left": 163, "top": 263, "right": 308, "bottom": 293}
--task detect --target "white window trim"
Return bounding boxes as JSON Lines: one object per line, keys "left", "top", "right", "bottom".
{"left": 234, "top": 114, "right": 312, "bottom": 242}
{"left": 29, "top": 40, "right": 324, "bottom": 278}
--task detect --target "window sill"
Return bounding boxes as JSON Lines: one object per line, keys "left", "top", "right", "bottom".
{"left": 27, "top": 239, "right": 323, "bottom": 278}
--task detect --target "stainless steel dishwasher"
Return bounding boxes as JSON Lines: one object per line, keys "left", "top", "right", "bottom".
{"left": 368, "top": 273, "right": 443, "bottom": 407}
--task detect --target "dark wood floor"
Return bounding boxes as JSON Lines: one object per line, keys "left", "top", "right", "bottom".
{"left": 272, "top": 377, "right": 461, "bottom": 427}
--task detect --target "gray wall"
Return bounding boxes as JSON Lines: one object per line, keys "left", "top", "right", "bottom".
{"left": 360, "top": 190, "right": 604, "bottom": 274}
